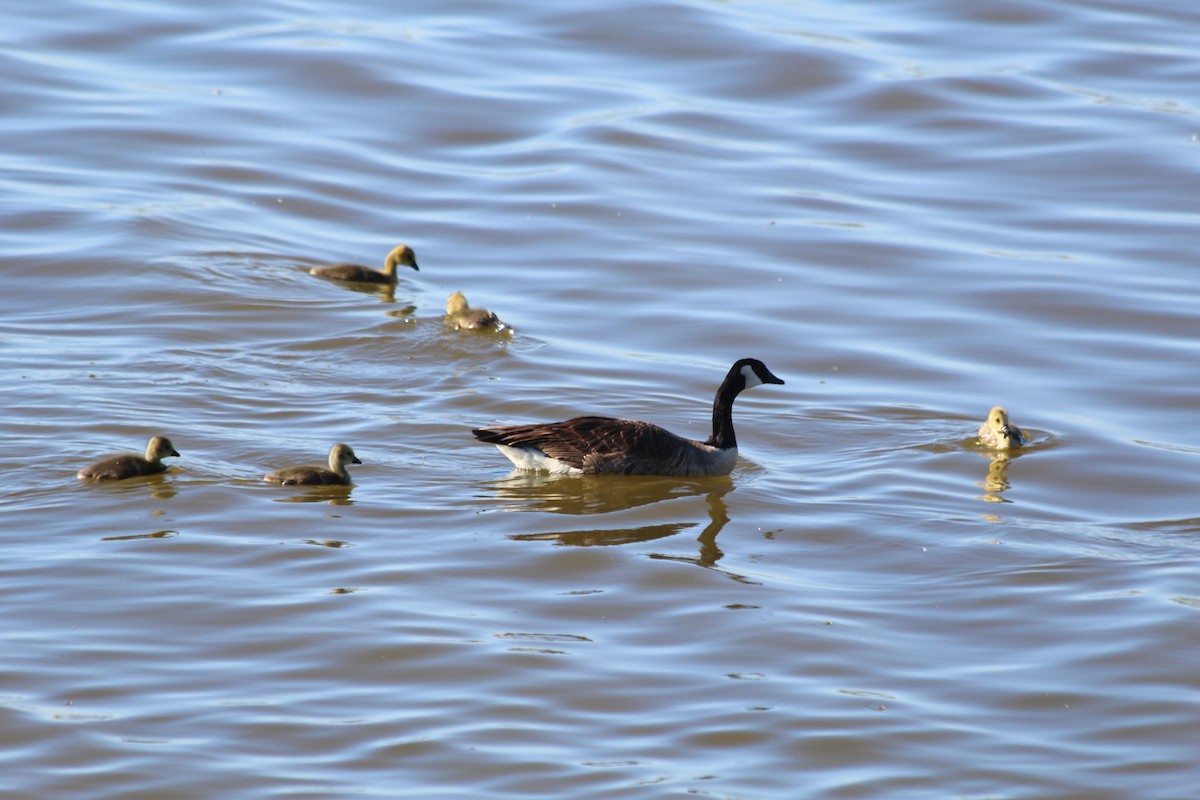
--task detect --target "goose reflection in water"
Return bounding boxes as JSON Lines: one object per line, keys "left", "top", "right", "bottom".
{"left": 487, "top": 472, "right": 739, "bottom": 574}
{"left": 483, "top": 472, "right": 730, "bottom": 516}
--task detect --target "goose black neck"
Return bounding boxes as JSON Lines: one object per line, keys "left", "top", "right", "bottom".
{"left": 706, "top": 374, "right": 744, "bottom": 450}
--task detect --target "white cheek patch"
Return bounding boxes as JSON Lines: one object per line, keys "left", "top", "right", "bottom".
{"left": 740, "top": 363, "right": 763, "bottom": 388}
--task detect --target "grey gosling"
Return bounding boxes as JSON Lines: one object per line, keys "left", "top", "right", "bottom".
{"left": 310, "top": 244, "right": 418, "bottom": 283}
{"left": 77, "top": 435, "right": 180, "bottom": 481}
{"left": 264, "top": 443, "right": 361, "bottom": 486}
{"left": 472, "top": 358, "right": 784, "bottom": 476}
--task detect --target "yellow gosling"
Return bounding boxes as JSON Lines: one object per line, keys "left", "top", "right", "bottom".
{"left": 445, "top": 291, "right": 501, "bottom": 330}
{"left": 977, "top": 406, "right": 1026, "bottom": 449}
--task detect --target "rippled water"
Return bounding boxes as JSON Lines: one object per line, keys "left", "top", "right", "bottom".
{"left": 2, "top": 1, "right": 1198, "bottom": 797}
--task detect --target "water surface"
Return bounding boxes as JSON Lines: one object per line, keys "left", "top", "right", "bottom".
{"left": 2, "top": 1, "right": 1198, "bottom": 797}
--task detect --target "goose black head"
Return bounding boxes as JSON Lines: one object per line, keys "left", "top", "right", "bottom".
{"left": 732, "top": 358, "right": 784, "bottom": 389}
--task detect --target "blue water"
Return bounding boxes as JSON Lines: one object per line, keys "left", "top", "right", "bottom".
{"left": 2, "top": 1, "right": 1198, "bottom": 797}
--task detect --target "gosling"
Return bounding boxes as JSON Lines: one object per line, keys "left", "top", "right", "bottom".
{"left": 77, "top": 436, "right": 180, "bottom": 481}
{"left": 264, "top": 443, "right": 361, "bottom": 486}
{"left": 445, "top": 291, "right": 501, "bottom": 330}
{"left": 310, "top": 244, "right": 418, "bottom": 283}
{"left": 977, "top": 406, "right": 1025, "bottom": 449}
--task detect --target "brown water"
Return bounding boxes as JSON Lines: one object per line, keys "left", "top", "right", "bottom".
{"left": 2, "top": 1, "right": 1198, "bottom": 798}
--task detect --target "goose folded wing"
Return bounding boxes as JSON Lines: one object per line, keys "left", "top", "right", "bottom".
{"left": 474, "top": 416, "right": 696, "bottom": 473}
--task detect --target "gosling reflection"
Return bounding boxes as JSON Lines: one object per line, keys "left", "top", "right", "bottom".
{"left": 366, "top": 282, "right": 398, "bottom": 304}
{"left": 147, "top": 478, "right": 178, "bottom": 501}
{"left": 270, "top": 487, "right": 356, "bottom": 506}
{"left": 968, "top": 410, "right": 1047, "bottom": 504}
{"left": 311, "top": 267, "right": 401, "bottom": 304}
{"left": 977, "top": 452, "right": 1015, "bottom": 503}
{"left": 79, "top": 471, "right": 178, "bottom": 501}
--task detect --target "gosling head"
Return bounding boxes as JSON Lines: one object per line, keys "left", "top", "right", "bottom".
{"left": 986, "top": 406, "right": 1011, "bottom": 435}
{"left": 446, "top": 291, "right": 470, "bottom": 316}
{"left": 330, "top": 443, "right": 362, "bottom": 469}
{"left": 383, "top": 244, "right": 419, "bottom": 276}
{"left": 147, "top": 435, "right": 181, "bottom": 461}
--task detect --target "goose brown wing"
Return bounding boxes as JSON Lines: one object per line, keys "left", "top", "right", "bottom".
{"left": 472, "top": 416, "right": 694, "bottom": 474}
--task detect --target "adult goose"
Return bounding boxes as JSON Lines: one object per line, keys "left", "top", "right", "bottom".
{"left": 977, "top": 406, "right": 1025, "bottom": 449}
{"left": 264, "top": 443, "right": 361, "bottom": 486}
{"left": 445, "top": 291, "right": 501, "bottom": 330}
{"left": 472, "top": 358, "right": 784, "bottom": 476}
{"left": 310, "top": 244, "right": 418, "bottom": 283}
{"left": 77, "top": 435, "right": 180, "bottom": 481}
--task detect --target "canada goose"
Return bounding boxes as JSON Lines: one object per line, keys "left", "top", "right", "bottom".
{"left": 264, "top": 443, "right": 361, "bottom": 485}
{"left": 445, "top": 291, "right": 501, "bottom": 330}
{"left": 472, "top": 358, "right": 784, "bottom": 476}
{"left": 977, "top": 406, "right": 1025, "bottom": 449}
{"left": 77, "top": 435, "right": 180, "bottom": 481}
{"left": 310, "top": 244, "right": 418, "bottom": 283}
